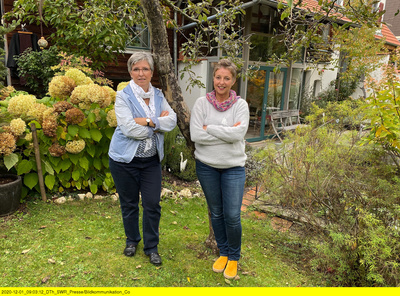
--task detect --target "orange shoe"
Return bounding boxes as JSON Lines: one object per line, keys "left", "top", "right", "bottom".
{"left": 212, "top": 256, "right": 228, "bottom": 273}
{"left": 223, "top": 260, "right": 238, "bottom": 279}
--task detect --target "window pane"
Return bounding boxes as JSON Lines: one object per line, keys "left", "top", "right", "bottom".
{"left": 126, "top": 25, "right": 150, "bottom": 49}
{"left": 288, "top": 68, "right": 303, "bottom": 109}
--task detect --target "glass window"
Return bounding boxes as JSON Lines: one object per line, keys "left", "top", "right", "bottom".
{"left": 249, "top": 34, "right": 286, "bottom": 62}
{"left": 126, "top": 25, "right": 150, "bottom": 49}
{"left": 250, "top": 4, "right": 280, "bottom": 35}
{"left": 288, "top": 68, "right": 303, "bottom": 109}
{"left": 249, "top": 5, "right": 285, "bottom": 61}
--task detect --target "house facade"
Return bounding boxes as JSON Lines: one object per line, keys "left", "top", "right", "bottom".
{"left": 2, "top": 0, "right": 400, "bottom": 142}
{"left": 177, "top": 0, "right": 399, "bottom": 142}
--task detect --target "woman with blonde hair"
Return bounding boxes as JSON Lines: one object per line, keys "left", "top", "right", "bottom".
{"left": 190, "top": 58, "right": 249, "bottom": 279}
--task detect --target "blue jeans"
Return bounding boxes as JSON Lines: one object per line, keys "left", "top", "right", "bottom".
{"left": 196, "top": 160, "right": 245, "bottom": 261}
{"left": 109, "top": 155, "right": 161, "bottom": 255}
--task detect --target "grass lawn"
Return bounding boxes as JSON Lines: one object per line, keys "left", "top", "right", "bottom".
{"left": 0, "top": 187, "right": 327, "bottom": 287}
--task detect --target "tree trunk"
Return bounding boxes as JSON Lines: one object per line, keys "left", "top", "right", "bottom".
{"left": 140, "top": 0, "right": 218, "bottom": 253}
{"left": 140, "top": 0, "right": 194, "bottom": 154}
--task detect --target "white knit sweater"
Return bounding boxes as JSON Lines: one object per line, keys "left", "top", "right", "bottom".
{"left": 190, "top": 96, "right": 249, "bottom": 169}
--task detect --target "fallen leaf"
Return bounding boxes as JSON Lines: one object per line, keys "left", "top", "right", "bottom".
{"left": 136, "top": 265, "right": 142, "bottom": 269}
{"left": 171, "top": 221, "right": 178, "bottom": 225}
{"left": 41, "top": 276, "right": 50, "bottom": 283}
{"left": 39, "top": 226, "right": 46, "bottom": 229}
{"left": 170, "top": 210, "right": 177, "bottom": 215}
{"left": 21, "top": 249, "right": 31, "bottom": 254}
{"left": 48, "top": 259, "right": 56, "bottom": 264}
{"left": 187, "top": 277, "right": 191, "bottom": 282}
{"left": 224, "top": 278, "right": 231, "bottom": 285}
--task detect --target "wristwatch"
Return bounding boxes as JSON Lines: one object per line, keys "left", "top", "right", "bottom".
{"left": 146, "top": 118, "right": 150, "bottom": 126}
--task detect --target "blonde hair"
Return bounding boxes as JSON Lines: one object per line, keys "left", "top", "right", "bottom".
{"left": 213, "top": 59, "right": 237, "bottom": 81}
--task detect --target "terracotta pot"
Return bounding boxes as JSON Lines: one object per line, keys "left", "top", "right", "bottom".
{"left": 0, "top": 174, "right": 22, "bottom": 216}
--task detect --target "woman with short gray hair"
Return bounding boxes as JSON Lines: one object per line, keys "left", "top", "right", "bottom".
{"left": 109, "top": 51, "right": 177, "bottom": 266}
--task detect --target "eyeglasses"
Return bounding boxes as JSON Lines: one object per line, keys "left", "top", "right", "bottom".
{"left": 132, "top": 68, "right": 151, "bottom": 73}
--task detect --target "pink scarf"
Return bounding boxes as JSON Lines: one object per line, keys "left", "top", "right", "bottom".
{"left": 206, "top": 90, "right": 239, "bottom": 112}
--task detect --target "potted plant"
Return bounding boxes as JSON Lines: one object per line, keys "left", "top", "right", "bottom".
{"left": 0, "top": 172, "right": 22, "bottom": 216}
{"left": 0, "top": 91, "right": 26, "bottom": 216}
{"left": 0, "top": 21, "right": 24, "bottom": 216}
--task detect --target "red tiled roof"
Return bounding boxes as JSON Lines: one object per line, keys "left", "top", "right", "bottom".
{"left": 278, "top": 0, "right": 400, "bottom": 47}
{"left": 376, "top": 23, "right": 400, "bottom": 46}
{"left": 279, "top": 0, "right": 351, "bottom": 22}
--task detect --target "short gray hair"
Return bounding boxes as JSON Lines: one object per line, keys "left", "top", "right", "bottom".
{"left": 127, "top": 51, "right": 154, "bottom": 73}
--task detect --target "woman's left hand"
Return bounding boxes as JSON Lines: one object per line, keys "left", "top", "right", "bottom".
{"left": 160, "top": 111, "right": 169, "bottom": 117}
{"left": 134, "top": 110, "right": 170, "bottom": 127}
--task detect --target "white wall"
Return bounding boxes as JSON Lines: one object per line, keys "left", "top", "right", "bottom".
{"left": 177, "top": 60, "right": 208, "bottom": 110}
{"left": 303, "top": 51, "right": 394, "bottom": 101}
{"left": 352, "top": 53, "right": 391, "bottom": 99}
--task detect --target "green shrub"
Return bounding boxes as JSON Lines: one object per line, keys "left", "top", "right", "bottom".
{"left": 163, "top": 126, "right": 197, "bottom": 182}
{"left": 314, "top": 77, "right": 360, "bottom": 108}
{"left": 305, "top": 99, "right": 365, "bottom": 130}
{"left": 256, "top": 127, "right": 400, "bottom": 286}
{"left": 15, "top": 46, "right": 61, "bottom": 98}
{"left": 361, "top": 78, "right": 400, "bottom": 171}
{"left": 0, "top": 22, "right": 18, "bottom": 87}
{"left": 1, "top": 58, "right": 116, "bottom": 197}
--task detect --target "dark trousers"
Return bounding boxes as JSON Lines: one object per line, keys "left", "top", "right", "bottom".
{"left": 109, "top": 155, "right": 162, "bottom": 255}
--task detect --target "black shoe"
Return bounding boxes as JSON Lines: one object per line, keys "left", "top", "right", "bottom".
{"left": 123, "top": 244, "right": 136, "bottom": 257}
{"left": 148, "top": 252, "right": 162, "bottom": 266}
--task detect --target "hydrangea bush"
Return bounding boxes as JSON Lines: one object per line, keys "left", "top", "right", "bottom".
{"left": 0, "top": 64, "right": 121, "bottom": 198}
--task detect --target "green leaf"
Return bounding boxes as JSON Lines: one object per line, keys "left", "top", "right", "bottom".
{"left": 90, "top": 183, "right": 98, "bottom": 194}
{"left": 93, "top": 158, "right": 102, "bottom": 170}
{"left": 86, "top": 144, "right": 96, "bottom": 157}
{"left": 45, "top": 174, "right": 56, "bottom": 190}
{"left": 90, "top": 129, "right": 103, "bottom": 142}
{"left": 72, "top": 170, "right": 80, "bottom": 181}
{"left": 69, "top": 153, "right": 80, "bottom": 165}
{"left": 3, "top": 153, "right": 19, "bottom": 170}
{"left": 88, "top": 113, "right": 96, "bottom": 123}
{"left": 43, "top": 161, "right": 54, "bottom": 175}
{"left": 24, "top": 173, "right": 39, "bottom": 190}
{"left": 79, "top": 127, "right": 91, "bottom": 139}
{"left": 79, "top": 157, "right": 89, "bottom": 171}
{"left": 102, "top": 156, "right": 109, "bottom": 169}
{"left": 17, "top": 159, "right": 33, "bottom": 175}
{"left": 104, "top": 127, "right": 115, "bottom": 140}
{"left": 60, "top": 159, "right": 72, "bottom": 171}
{"left": 68, "top": 125, "right": 79, "bottom": 137}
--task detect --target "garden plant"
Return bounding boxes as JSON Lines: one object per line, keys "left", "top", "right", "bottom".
{"left": 253, "top": 61, "right": 400, "bottom": 286}
{"left": 1, "top": 52, "right": 118, "bottom": 198}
